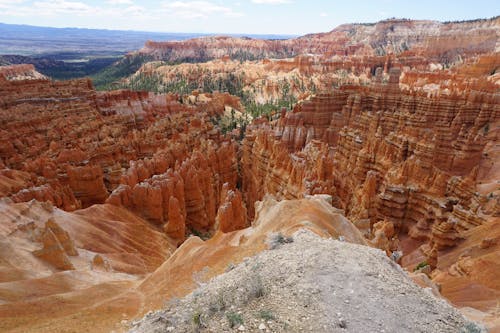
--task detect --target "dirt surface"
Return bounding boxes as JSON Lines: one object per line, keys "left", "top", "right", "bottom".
{"left": 129, "top": 230, "right": 485, "bottom": 333}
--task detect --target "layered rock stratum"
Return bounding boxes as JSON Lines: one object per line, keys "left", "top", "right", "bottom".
{"left": 0, "top": 17, "right": 499, "bottom": 333}
{"left": 127, "top": 17, "right": 500, "bottom": 104}
{"left": 239, "top": 75, "right": 499, "bottom": 329}
{"left": 140, "top": 18, "right": 500, "bottom": 62}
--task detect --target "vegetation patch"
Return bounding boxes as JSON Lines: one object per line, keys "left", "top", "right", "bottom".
{"left": 91, "top": 54, "right": 154, "bottom": 90}
{"left": 414, "top": 261, "right": 429, "bottom": 271}
{"left": 226, "top": 312, "right": 243, "bottom": 328}
{"left": 258, "top": 309, "right": 275, "bottom": 321}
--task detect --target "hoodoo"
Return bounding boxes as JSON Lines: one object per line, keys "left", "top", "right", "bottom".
{"left": 0, "top": 14, "right": 498, "bottom": 333}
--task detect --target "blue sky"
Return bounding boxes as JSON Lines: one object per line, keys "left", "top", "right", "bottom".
{"left": 0, "top": 0, "right": 498, "bottom": 35}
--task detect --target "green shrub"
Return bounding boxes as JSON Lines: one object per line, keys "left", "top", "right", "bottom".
{"left": 459, "top": 322, "right": 484, "bottom": 333}
{"left": 259, "top": 309, "right": 275, "bottom": 321}
{"left": 226, "top": 312, "right": 243, "bottom": 328}
{"left": 267, "top": 232, "right": 293, "bottom": 249}
{"left": 192, "top": 311, "right": 201, "bottom": 327}
{"left": 414, "top": 261, "right": 429, "bottom": 271}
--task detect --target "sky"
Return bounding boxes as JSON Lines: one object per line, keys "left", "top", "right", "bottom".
{"left": 0, "top": 0, "right": 498, "bottom": 35}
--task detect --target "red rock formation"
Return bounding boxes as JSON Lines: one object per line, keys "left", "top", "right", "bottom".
{"left": 241, "top": 76, "right": 499, "bottom": 323}
{"left": 369, "top": 220, "right": 398, "bottom": 254}
{"left": 0, "top": 71, "right": 240, "bottom": 218}
{"left": 0, "top": 16, "right": 499, "bottom": 332}
{"left": 33, "top": 228, "right": 75, "bottom": 270}
{"left": 132, "top": 18, "right": 499, "bottom": 107}
{"left": 140, "top": 17, "right": 500, "bottom": 63}
{"left": 164, "top": 196, "right": 185, "bottom": 244}
{"left": 215, "top": 183, "right": 247, "bottom": 233}
{"left": 106, "top": 138, "right": 239, "bottom": 235}
{"left": 0, "top": 64, "right": 46, "bottom": 80}
{"left": 32, "top": 218, "right": 78, "bottom": 270}
{"left": 91, "top": 254, "right": 111, "bottom": 271}
{"left": 67, "top": 164, "right": 109, "bottom": 207}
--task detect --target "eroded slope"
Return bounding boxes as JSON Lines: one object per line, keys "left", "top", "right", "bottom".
{"left": 131, "top": 230, "right": 479, "bottom": 333}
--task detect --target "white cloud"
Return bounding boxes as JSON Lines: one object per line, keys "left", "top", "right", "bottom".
{"left": 162, "top": 1, "right": 243, "bottom": 19}
{"left": 320, "top": 12, "right": 328, "bottom": 17}
{"left": 106, "top": 0, "right": 133, "bottom": 5}
{"left": 122, "top": 4, "right": 150, "bottom": 18}
{"left": 5, "top": 0, "right": 147, "bottom": 18}
{"left": 124, "top": 5, "right": 144, "bottom": 12}
{"left": 0, "top": 0, "right": 25, "bottom": 4}
{"left": 32, "top": 0, "right": 94, "bottom": 14}
{"left": 0, "top": 0, "right": 24, "bottom": 9}
{"left": 251, "top": 0, "right": 291, "bottom": 4}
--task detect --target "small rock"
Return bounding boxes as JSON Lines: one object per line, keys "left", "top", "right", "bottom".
{"left": 166, "top": 327, "right": 175, "bottom": 332}
{"left": 338, "top": 318, "right": 347, "bottom": 328}
{"left": 259, "top": 323, "right": 267, "bottom": 330}
{"left": 238, "top": 325, "right": 246, "bottom": 331}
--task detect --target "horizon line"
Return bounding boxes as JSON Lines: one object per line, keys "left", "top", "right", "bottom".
{"left": 2, "top": 15, "right": 498, "bottom": 38}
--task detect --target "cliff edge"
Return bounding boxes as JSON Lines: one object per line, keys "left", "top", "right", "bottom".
{"left": 130, "top": 229, "right": 483, "bottom": 333}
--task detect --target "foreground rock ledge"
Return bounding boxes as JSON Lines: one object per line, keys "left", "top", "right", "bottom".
{"left": 130, "top": 230, "right": 483, "bottom": 333}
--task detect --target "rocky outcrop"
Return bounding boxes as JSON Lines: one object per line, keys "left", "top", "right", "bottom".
{"left": 67, "top": 164, "right": 109, "bottom": 207}
{"left": 164, "top": 196, "right": 185, "bottom": 244}
{"left": 241, "top": 76, "right": 499, "bottom": 320}
{"left": 140, "top": 17, "right": 500, "bottom": 63}
{"left": 0, "top": 16, "right": 498, "bottom": 332}
{"left": 106, "top": 138, "right": 239, "bottom": 235}
{"left": 214, "top": 183, "right": 247, "bottom": 233}
{"left": 0, "top": 71, "right": 241, "bottom": 218}
{"left": 32, "top": 218, "right": 78, "bottom": 270}
{"left": 132, "top": 229, "right": 476, "bottom": 333}
{"left": 0, "top": 64, "right": 46, "bottom": 81}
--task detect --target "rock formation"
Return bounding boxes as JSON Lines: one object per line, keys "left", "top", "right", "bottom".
{"left": 0, "top": 16, "right": 498, "bottom": 333}
{"left": 140, "top": 17, "right": 500, "bottom": 63}
{"left": 32, "top": 218, "right": 78, "bottom": 270}
{"left": 0, "top": 71, "right": 243, "bottom": 240}
{"left": 240, "top": 73, "right": 499, "bottom": 328}
{"left": 0, "top": 64, "right": 46, "bottom": 80}
{"left": 128, "top": 17, "right": 500, "bottom": 106}
{"left": 215, "top": 183, "right": 247, "bottom": 233}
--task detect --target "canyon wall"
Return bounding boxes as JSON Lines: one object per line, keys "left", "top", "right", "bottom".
{"left": 0, "top": 67, "right": 249, "bottom": 332}
{"left": 140, "top": 17, "right": 500, "bottom": 62}
{"left": 241, "top": 73, "right": 499, "bottom": 318}
{"left": 130, "top": 17, "right": 499, "bottom": 105}
{"left": 0, "top": 66, "right": 245, "bottom": 242}
{"left": 0, "top": 16, "right": 499, "bottom": 331}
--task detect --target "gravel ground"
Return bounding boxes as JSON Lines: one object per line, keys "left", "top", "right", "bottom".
{"left": 129, "top": 230, "right": 486, "bottom": 333}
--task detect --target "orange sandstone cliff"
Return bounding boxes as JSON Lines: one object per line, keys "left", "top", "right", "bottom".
{"left": 140, "top": 17, "right": 500, "bottom": 63}
{"left": 0, "top": 17, "right": 499, "bottom": 332}
{"left": 240, "top": 71, "right": 499, "bottom": 328}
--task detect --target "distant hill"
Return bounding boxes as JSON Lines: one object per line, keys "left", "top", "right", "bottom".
{"left": 0, "top": 22, "right": 295, "bottom": 82}
{"left": 0, "top": 23, "right": 295, "bottom": 56}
